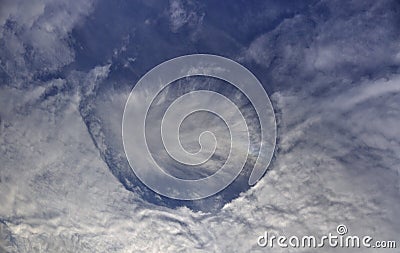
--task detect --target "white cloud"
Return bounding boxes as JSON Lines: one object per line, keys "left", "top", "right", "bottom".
{"left": 1, "top": 0, "right": 399, "bottom": 252}
{"left": 329, "top": 76, "right": 400, "bottom": 110}
{"left": 0, "top": 0, "right": 95, "bottom": 87}
{"left": 245, "top": 0, "right": 400, "bottom": 89}
{"left": 168, "top": 0, "right": 204, "bottom": 33}
{"left": 2, "top": 69, "right": 399, "bottom": 252}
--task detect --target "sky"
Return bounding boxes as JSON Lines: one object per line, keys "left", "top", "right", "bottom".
{"left": 0, "top": 0, "right": 399, "bottom": 252}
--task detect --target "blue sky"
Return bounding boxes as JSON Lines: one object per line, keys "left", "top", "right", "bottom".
{"left": 0, "top": 0, "right": 399, "bottom": 252}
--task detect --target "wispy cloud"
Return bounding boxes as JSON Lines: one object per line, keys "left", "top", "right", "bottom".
{"left": 0, "top": 0, "right": 399, "bottom": 252}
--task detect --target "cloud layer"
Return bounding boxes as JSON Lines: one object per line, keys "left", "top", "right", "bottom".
{"left": 0, "top": 0, "right": 399, "bottom": 252}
